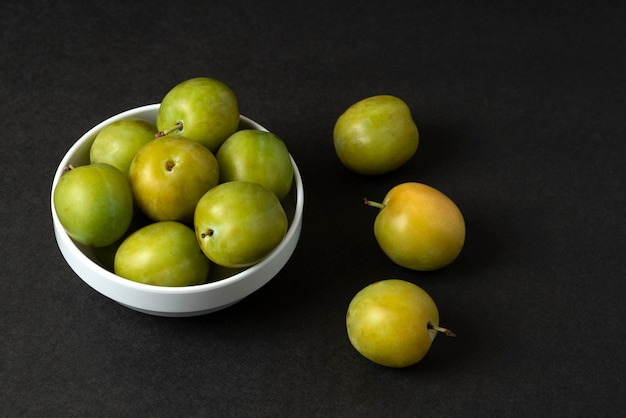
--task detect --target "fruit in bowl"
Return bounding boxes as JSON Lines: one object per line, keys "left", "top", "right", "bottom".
{"left": 217, "top": 129, "right": 294, "bottom": 201}
{"left": 156, "top": 77, "right": 240, "bottom": 153}
{"left": 128, "top": 135, "right": 219, "bottom": 223}
{"left": 51, "top": 102, "right": 304, "bottom": 317}
{"left": 114, "top": 221, "right": 211, "bottom": 287}
{"left": 194, "top": 181, "right": 288, "bottom": 268}
{"left": 53, "top": 163, "right": 134, "bottom": 248}
{"left": 89, "top": 118, "right": 157, "bottom": 176}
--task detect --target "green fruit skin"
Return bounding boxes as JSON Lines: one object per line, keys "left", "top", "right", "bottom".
{"left": 128, "top": 136, "right": 219, "bottom": 223}
{"left": 374, "top": 182, "right": 465, "bottom": 271}
{"left": 194, "top": 181, "right": 288, "bottom": 268}
{"left": 333, "top": 95, "right": 419, "bottom": 175}
{"left": 89, "top": 118, "right": 157, "bottom": 176}
{"left": 346, "top": 279, "right": 440, "bottom": 368}
{"left": 92, "top": 208, "right": 152, "bottom": 271}
{"left": 217, "top": 130, "right": 293, "bottom": 201}
{"left": 114, "top": 221, "right": 210, "bottom": 287}
{"left": 54, "top": 163, "right": 133, "bottom": 247}
{"left": 156, "top": 77, "right": 239, "bottom": 153}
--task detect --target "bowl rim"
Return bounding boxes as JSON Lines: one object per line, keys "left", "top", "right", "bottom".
{"left": 51, "top": 103, "right": 304, "bottom": 295}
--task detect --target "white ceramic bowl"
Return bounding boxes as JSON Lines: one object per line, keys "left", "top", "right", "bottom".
{"left": 51, "top": 104, "right": 304, "bottom": 317}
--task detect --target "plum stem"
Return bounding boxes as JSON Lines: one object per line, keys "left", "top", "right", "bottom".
{"left": 155, "top": 121, "right": 183, "bottom": 138}
{"left": 428, "top": 322, "right": 456, "bottom": 337}
{"left": 363, "top": 198, "right": 386, "bottom": 209}
{"left": 200, "top": 229, "right": 214, "bottom": 239}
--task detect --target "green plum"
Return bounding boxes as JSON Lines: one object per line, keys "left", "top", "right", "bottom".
{"left": 156, "top": 77, "right": 239, "bottom": 152}
{"left": 128, "top": 136, "right": 219, "bottom": 223}
{"left": 92, "top": 208, "right": 152, "bottom": 271}
{"left": 89, "top": 118, "right": 157, "bottom": 176}
{"left": 346, "top": 279, "right": 455, "bottom": 368}
{"left": 365, "top": 182, "right": 465, "bottom": 271}
{"left": 216, "top": 129, "right": 293, "bottom": 201}
{"left": 53, "top": 163, "right": 133, "bottom": 247}
{"left": 114, "top": 221, "right": 210, "bottom": 287}
{"left": 333, "top": 95, "right": 419, "bottom": 175}
{"left": 194, "top": 181, "right": 288, "bottom": 268}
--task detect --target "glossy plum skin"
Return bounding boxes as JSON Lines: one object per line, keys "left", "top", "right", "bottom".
{"left": 194, "top": 181, "right": 288, "bottom": 268}
{"left": 333, "top": 95, "right": 419, "bottom": 175}
{"left": 128, "top": 136, "right": 219, "bottom": 223}
{"left": 53, "top": 163, "right": 133, "bottom": 248}
{"left": 156, "top": 77, "right": 239, "bottom": 153}
{"left": 372, "top": 182, "right": 465, "bottom": 271}
{"left": 89, "top": 118, "right": 157, "bottom": 176}
{"left": 216, "top": 129, "right": 294, "bottom": 201}
{"left": 114, "top": 221, "right": 210, "bottom": 287}
{"left": 346, "top": 279, "right": 440, "bottom": 368}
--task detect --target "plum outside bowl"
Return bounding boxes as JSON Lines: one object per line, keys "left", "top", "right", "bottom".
{"left": 51, "top": 104, "right": 304, "bottom": 317}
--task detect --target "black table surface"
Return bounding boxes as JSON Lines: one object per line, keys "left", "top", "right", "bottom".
{"left": 2, "top": 1, "right": 624, "bottom": 416}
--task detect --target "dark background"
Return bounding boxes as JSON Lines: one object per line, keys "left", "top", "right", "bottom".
{"left": 2, "top": 0, "right": 624, "bottom": 416}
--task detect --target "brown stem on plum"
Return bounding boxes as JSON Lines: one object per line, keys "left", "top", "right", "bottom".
{"left": 363, "top": 198, "right": 386, "bottom": 209}
{"left": 200, "top": 229, "right": 214, "bottom": 239}
{"left": 64, "top": 164, "right": 75, "bottom": 172}
{"left": 428, "top": 322, "right": 456, "bottom": 337}
{"left": 155, "top": 121, "right": 184, "bottom": 138}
